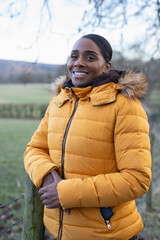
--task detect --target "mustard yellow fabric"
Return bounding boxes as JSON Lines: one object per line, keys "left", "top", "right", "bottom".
{"left": 24, "top": 75, "right": 151, "bottom": 240}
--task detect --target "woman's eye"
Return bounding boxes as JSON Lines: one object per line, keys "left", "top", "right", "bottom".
{"left": 86, "top": 56, "right": 94, "bottom": 60}
{"left": 70, "top": 55, "right": 77, "bottom": 59}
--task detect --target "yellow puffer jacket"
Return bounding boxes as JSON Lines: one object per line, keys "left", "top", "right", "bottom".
{"left": 24, "top": 71, "right": 151, "bottom": 240}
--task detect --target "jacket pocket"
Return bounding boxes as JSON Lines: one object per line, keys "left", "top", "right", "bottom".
{"left": 100, "top": 207, "right": 113, "bottom": 229}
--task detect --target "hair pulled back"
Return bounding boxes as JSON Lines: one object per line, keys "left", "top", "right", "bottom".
{"left": 82, "top": 34, "right": 112, "bottom": 63}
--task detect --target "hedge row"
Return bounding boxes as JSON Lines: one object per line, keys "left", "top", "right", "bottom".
{"left": 0, "top": 103, "right": 160, "bottom": 122}
{"left": 0, "top": 103, "right": 48, "bottom": 119}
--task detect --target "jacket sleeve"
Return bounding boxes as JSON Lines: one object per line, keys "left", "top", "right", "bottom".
{"left": 24, "top": 101, "right": 59, "bottom": 188}
{"left": 57, "top": 97, "right": 152, "bottom": 209}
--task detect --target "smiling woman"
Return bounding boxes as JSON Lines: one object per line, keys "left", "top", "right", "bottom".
{"left": 67, "top": 36, "right": 111, "bottom": 86}
{"left": 24, "top": 34, "right": 151, "bottom": 240}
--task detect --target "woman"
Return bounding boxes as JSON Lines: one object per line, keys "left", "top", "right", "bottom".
{"left": 24, "top": 34, "right": 152, "bottom": 240}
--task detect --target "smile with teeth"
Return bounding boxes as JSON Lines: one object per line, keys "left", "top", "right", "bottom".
{"left": 73, "top": 71, "right": 88, "bottom": 76}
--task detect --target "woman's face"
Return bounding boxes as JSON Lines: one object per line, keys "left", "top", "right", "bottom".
{"left": 67, "top": 38, "right": 111, "bottom": 86}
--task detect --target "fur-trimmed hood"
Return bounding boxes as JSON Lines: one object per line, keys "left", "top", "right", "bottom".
{"left": 118, "top": 71, "right": 147, "bottom": 100}
{"left": 51, "top": 70, "right": 147, "bottom": 100}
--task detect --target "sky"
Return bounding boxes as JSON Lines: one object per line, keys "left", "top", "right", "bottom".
{"left": 0, "top": 0, "right": 157, "bottom": 65}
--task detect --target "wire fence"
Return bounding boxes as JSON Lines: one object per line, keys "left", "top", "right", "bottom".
{"left": 0, "top": 173, "right": 46, "bottom": 240}
{"left": 0, "top": 193, "right": 25, "bottom": 239}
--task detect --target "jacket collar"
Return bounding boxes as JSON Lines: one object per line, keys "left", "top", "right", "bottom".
{"left": 53, "top": 70, "right": 147, "bottom": 107}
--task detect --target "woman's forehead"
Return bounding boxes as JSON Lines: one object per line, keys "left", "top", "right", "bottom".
{"left": 72, "top": 38, "right": 101, "bottom": 53}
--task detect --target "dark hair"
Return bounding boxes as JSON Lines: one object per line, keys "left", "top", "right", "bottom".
{"left": 82, "top": 34, "right": 112, "bottom": 63}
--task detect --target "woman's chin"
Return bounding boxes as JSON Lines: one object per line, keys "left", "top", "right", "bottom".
{"left": 72, "top": 79, "right": 84, "bottom": 87}
{"left": 72, "top": 77, "right": 91, "bottom": 87}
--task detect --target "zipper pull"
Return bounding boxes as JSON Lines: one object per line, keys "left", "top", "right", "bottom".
{"left": 68, "top": 88, "right": 72, "bottom": 100}
{"left": 65, "top": 87, "right": 73, "bottom": 100}
{"left": 105, "top": 219, "right": 111, "bottom": 229}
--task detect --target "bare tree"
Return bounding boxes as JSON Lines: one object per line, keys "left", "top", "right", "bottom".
{"left": 1, "top": 0, "right": 159, "bottom": 58}
{"left": 0, "top": 0, "right": 54, "bottom": 49}
{"left": 79, "top": 0, "right": 160, "bottom": 57}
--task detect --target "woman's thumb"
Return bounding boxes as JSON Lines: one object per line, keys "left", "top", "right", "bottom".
{"left": 51, "top": 170, "right": 61, "bottom": 182}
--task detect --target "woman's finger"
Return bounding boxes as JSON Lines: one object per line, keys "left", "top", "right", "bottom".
{"left": 38, "top": 186, "right": 48, "bottom": 195}
{"left": 40, "top": 193, "right": 46, "bottom": 201}
{"left": 42, "top": 199, "right": 49, "bottom": 205}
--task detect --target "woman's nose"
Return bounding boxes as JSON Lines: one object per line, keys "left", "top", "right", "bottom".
{"left": 74, "top": 57, "right": 85, "bottom": 67}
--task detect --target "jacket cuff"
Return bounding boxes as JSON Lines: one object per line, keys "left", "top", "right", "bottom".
{"left": 32, "top": 163, "right": 58, "bottom": 188}
{"left": 57, "top": 178, "right": 99, "bottom": 209}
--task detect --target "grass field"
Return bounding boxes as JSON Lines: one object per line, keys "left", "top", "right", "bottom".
{"left": 0, "top": 118, "right": 40, "bottom": 240}
{"left": 0, "top": 83, "right": 160, "bottom": 106}
{"left": 150, "top": 89, "right": 160, "bottom": 104}
{"left": 0, "top": 84, "right": 53, "bottom": 200}
{"left": 0, "top": 84, "right": 54, "bottom": 104}
{"left": 0, "top": 118, "right": 40, "bottom": 203}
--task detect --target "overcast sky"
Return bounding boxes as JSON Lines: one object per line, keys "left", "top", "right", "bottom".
{"left": 0, "top": 0, "right": 154, "bottom": 64}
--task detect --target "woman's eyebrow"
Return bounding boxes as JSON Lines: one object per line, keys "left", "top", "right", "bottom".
{"left": 85, "top": 50, "right": 98, "bottom": 55}
{"left": 71, "top": 50, "right": 78, "bottom": 53}
{"left": 71, "top": 50, "right": 98, "bottom": 55}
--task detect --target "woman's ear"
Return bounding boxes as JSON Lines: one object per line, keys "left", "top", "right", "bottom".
{"left": 106, "top": 62, "right": 111, "bottom": 72}
{"left": 103, "top": 62, "right": 111, "bottom": 73}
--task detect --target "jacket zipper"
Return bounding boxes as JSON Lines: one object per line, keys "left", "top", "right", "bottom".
{"left": 105, "top": 219, "right": 111, "bottom": 229}
{"left": 58, "top": 97, "right": 79, "bottom": 240}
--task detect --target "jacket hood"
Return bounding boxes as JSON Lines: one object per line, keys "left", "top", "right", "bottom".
{"left": 118, "top": 71, "right": 147, "bottom": 100}
{"left": 52, "top": 70, "right": 147, "bottom": 100}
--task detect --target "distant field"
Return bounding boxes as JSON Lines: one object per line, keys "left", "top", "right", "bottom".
{"left": 0, "top": 118, "right": 40, "bottom": 203}
{"left": 0, "top": 118, "right": 40, "bottom": 239}
{"left": 150, "top": 89, "right": 160, "bottom": 104}
{"left": 0, "top": 84, "right": 54, "bottom": 104}
{"left": 0, "top": 84, "right": 159, "bottom": 105}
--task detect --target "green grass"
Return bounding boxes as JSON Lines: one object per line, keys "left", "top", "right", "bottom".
{"left": 0, "top": 84, "right": 54, "bottom": 104}
{"left": 0, "top": 118, "right": 41, "bottom": 239}
{"left": 150, "top": 90, "right": 160, "bottom": 105}
{"left": 0, "top": 118, "right": 40, "bottom": 204}
{"left": 0, "top": 84, "right": 159, "bottom": 107}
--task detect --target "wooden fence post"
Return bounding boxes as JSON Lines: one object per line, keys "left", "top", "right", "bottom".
{"left": 145, "top": 123, "right": 156, "bottom": 211}
{"left": 22, "top": 173, "right": 45, "bottom": 240}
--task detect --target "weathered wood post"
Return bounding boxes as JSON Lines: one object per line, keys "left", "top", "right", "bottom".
{"left": 145, "top": 113, "right": 156, "bottom": 211}
{"left": 22, "top": 173, "right": 45, "bottom": 240}
{"left": 145, "top": 130, "right": 155, "bottom": 211}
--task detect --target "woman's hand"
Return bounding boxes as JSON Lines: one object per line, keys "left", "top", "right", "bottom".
{"left": 38, "top": 170, "right": 62, "bottom": 209}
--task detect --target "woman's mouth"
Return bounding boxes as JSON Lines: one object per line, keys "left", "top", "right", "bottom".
{"left": 73, "top": 71, "right": 88, "bottom": 77}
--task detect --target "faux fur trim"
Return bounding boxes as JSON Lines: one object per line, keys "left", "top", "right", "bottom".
{"left": 50, "top": 75, "right": 69, "bottom": 94}
{"left": 51, "top": 71, "right": 147, "bottom": 100}
{"left": 119, "top": 71, "right": 147, "bottom": 99}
